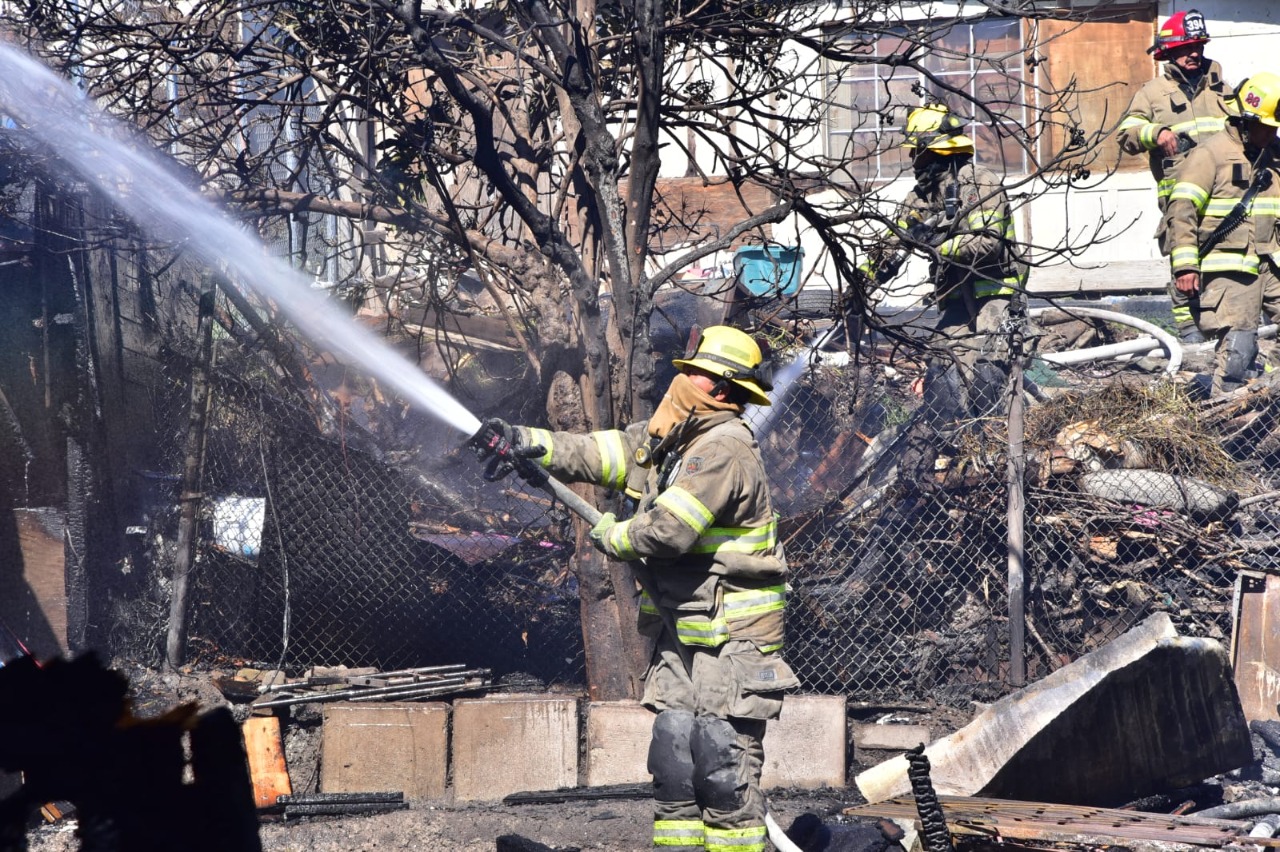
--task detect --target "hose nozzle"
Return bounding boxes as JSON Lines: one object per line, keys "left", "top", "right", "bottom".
{"left": 467, "top": 419, "right": 547, "bottom": 485}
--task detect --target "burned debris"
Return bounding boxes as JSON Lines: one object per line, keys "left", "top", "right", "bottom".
{"left": 225, "top": 663, "right": 494, "bottom": 710}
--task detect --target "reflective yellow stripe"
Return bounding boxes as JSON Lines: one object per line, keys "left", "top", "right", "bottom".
{"left": 591, "top": 430, "right": 628, "bottom": 490}
{"left": 974, "top": 277, "right": 1019, "bottom": 298}
{"left": 1172, "top": 304, "right": 1194, "bottom": 323}
{"left": 656, "top": 487, "right": 715, "bottom": 536}
{"left": 1169, "top": 181, "right": 1209, "bottom": 213}
{"left": 690, "top": 519, "right": 777, "bottom": 555}
{"left": 655, "top": 819, "right": 705, "bottom": 848}
{"left": 1253, "top": 198, "right": 1280, "bottom": 215}
{"left": 1169, "top": 116, "right": 1226, "bottom": 137}
{"left": 528, "top": 428, "right": 554, "bottom": 467}
{"left": 966, "top": 209, "right": 1008, "bottom": 229}
{"left": 676, "top": 616, "right": 730, "bottom": 646}
{"left": 604, "top": 518, "right": 637, "bottom": 560}
{"left": 1171, "top": 245, "right": 1201, "bottom": 270}
{"left": 1201, "top": 251, "right": 1261, "bottom": 274}
{"left": 1157, "top": 176, "right": 1176, "bottom": 200}
{"left": 705, "top": 824, "right": 768, "bottom": 852}
{"left": 724, "top": 586, "right": 786, "bottom": 619}
{"left": 648, "top": 588, "right": 787, "bottom": 649}
{"left": 678, "top": 589, "right": 786, "bottom": 647}
{"left": 1203, "top": 196, "right": 1280, "bottom": 217}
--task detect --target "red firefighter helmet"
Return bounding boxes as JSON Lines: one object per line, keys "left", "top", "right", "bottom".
{"left": 1149, "top": 9, "right": 1210, "bottom": 60}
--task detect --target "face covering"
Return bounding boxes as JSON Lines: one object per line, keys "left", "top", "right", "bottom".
{"left": 647, "top": 373, "right": 744, "bottom": 439}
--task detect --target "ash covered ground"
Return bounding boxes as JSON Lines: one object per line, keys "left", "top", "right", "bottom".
{"left": 19, "top": 660, "right": 932, "bottom": 852}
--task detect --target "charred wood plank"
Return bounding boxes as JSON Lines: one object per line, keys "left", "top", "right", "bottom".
{"left": 502, "top": 783, "right": 654, "bottom": 805}
{"left": 282, "top": 802, "right": 408, "bottom": 818}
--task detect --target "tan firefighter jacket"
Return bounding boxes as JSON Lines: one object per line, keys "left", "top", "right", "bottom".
{"left": 1118, "top": 60, "right": 1234, "bottom": 209}
{"left": 517, "top": 412, "right": 787, "bottom": 653}
{"left": 1166, "top": 123, "right": 1280, "bottom": 278}
{"left": 891, "top": 159, "right": 1027, "bottom": 303}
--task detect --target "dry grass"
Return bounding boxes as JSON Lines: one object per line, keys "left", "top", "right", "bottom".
{"left": 1024, "top": 380, "right": 1242, "bottom": 486}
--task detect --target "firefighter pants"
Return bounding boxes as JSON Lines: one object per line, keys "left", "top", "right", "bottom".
{"left": 932, "top": 292, "right": 1012, "bottom": 418}
{"left": 1195, "top": 268, "right": 1272, "bottom": 393}
{"left": 642, "top": 638, "right": 794, "bottom": 852}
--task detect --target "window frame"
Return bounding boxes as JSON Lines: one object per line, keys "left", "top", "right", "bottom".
{"left": 824, "top": 17, "right": 1030, "bottom": 183}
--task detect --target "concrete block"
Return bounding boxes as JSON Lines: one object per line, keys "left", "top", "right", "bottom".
{"left": 762, "top": 694, "right": 847, "bottom": 789}
{"left": 585, "top": 700, "right": 655, "bottom": 786}
{"left": 320, "top": 702, "right": 449, "bottom": 801}
{"left": 452, "top": 694, "right": 578, "bottom": 801}
{"left": 852, "top": 723, "right": 931, "bottom": 752}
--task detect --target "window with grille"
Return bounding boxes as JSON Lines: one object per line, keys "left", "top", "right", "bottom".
{"left": 825, "top": 18, "right": 1028, "bottom": 183}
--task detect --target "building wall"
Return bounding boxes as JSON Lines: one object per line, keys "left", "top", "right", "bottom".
{"left": 1022, "top": 3, "right": 1280, "bottom": 296}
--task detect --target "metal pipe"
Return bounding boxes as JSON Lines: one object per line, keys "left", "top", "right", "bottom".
{"left": 165, "top": 279, "right": 216, "bottom": 670}
{"left": 1194, "top": 798, "right": 1280, "bottom": 820}
{"left": 348, "top": 682, "right": 494, "bottom": 702}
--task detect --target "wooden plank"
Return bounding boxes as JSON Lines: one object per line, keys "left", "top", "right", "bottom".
{"left": 243, "top": 716, "right": 292, "bottom": 808}
{"left": 845, "top": 796, "right": 1243, "bottom": 850}
{"left": 1026, "top": 260, "right": 1169, "bottom": 296}
{"left": 1230, "top": 570, "right": 1280, "bottom": 723}
{"left": 1036, "top": 10, "right": 1156, "bottom": 175}
{"left": 0, "top": 507, "right": 67, "bottom": 661}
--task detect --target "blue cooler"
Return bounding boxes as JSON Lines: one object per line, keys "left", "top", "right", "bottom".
{"left": 733, "top": 246, "right": 804, "bottom": 298}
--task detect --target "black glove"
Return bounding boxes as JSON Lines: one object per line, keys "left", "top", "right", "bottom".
{"left": 469, "top": 418, "right": 547, "bottom": 483}
{"left": 875, "top": 253, "right": 904, "bottom": 284}
{"left": 906, "top": 219, "right": 947, "bottom": 247}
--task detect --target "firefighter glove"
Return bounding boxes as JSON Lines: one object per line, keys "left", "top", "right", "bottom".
{"left": 588, "top": 512, "right": 618, "bottom": 554}
{"left": 907, "top": 220, "right": 947, "bottom": 247}
{"left": 473, "top": 418, "right": 546, "bottom": 482}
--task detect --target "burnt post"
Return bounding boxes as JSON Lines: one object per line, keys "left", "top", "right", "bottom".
{"left": 164, "top": 278, "right": 216, "bottom": 670}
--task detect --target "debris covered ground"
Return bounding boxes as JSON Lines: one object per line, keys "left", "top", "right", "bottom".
{"left": 19, "top": 313, "right": 1280, "bottom": 851}
{"left": 13, "top": 661, "right": 869, "bottom": 852}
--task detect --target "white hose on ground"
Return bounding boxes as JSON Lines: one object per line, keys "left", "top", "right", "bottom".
{"left": 1029, "top": 305, "right": 1184, "bottom": 375}
{"left": 765, "top": 811, "right": 804, "bottom": 852}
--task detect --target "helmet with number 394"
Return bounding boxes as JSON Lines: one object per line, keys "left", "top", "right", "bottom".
{"left": 1149, "top": 9, "right": 1210, "bottom": 61}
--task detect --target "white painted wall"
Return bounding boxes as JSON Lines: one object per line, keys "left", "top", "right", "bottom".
{"left": 1016, "top": 2, "right": 1280, "bottom": 297}
{"left": 655, "top": 2, "right": 1280, "bottom": 305}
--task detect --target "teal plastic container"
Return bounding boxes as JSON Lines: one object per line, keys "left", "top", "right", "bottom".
{"left": 733, "top": 246, "right": 804, "bottom": 297}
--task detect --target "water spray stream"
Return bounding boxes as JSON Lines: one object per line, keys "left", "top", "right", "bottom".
{"left": 753, "top": 321, "right": 844, "bottom": 439}
{"left": 0, "top": 46, "right": 480, "bottom": 437}
{"left": 4, "top": 52, "right": 808, "bottom": 848}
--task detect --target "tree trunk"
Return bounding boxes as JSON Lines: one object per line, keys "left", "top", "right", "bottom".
{"left": 576, "top": 536, "right": 649, "bottom": 701}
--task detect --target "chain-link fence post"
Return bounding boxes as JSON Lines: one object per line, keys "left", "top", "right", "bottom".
{"left": 1006, "top": 311, "right": 1027, "bottom": 687}
{"left": 164, "top": 277, "right": 215, "bottom": 670}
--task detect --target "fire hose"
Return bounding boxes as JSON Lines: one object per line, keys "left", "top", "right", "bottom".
{"left": 467, "top": 424, "right": 803, "bottom": 852}
{"left": 1029, "top": 305, "right": 1184, "bottom": 375}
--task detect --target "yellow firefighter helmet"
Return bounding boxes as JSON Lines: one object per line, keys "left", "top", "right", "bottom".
{"left": 672, "top": 325, "right": 773, "bottom": 406}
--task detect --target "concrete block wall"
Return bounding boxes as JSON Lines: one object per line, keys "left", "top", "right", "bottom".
{"left": 320, "top": 693, "right": 848, "bottom": 803}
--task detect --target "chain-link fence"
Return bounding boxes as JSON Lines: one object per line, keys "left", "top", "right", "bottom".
{"left": 84, "top": 276, "right": 1269, "bottom": 707}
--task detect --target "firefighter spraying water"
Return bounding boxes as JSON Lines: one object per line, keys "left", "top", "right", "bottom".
{"left": 467, "top": 325, "right": 801, "bottom": 852}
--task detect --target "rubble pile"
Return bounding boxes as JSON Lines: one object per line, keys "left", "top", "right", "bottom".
{"left": 782, "top": 367, "right": 1280, "bottom": 698}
